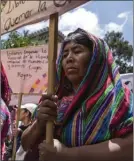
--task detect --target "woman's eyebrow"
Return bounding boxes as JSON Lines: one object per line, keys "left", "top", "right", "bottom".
{"left": 63, "top": 44, "right": 83, "bottom": 52}
{"left": 72, "top": 44, "right": 83, "bottom": 49}
{"left": 63, "top": 49, "right": 69, "bottom": 53}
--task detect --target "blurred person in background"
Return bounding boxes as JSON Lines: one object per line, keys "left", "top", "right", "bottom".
{"left": 4, "top": 106, "right": 17, "bottom": 161}
{"left": 4, "top": 103, "right": 37, "bottom": 161}
{"left": 13, "top": 103, "right": 37, "bottom": 151}
{"left": 13, "top": 103, "right": 37, "bottom": 160}
{"left": 1, "top": 63, "right": 11, "bottom": 160}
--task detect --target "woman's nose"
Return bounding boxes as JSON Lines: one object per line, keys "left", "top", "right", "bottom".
{"left": 66, "top": 52, "right": 74, "bottom": 63}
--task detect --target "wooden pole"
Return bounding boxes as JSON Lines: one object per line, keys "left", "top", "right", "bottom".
{"left": 46, "top": 12, "right": 58, "bottom": 145}
{"left": 11, "top": 93, "right": 23, "bottom": 161}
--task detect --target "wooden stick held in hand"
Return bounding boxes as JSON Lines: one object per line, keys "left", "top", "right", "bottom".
{"left": 46, "top": 13, "right": 58, "bottom": 145}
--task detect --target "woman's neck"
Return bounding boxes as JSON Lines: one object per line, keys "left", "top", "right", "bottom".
{"left": 71, "top": 78, "right": 82, "bottom": 92}
{"left": 23, "top": 118, "right": 31, "bottom": 126}
{"left": 72, "top": 83, "right": 80, "bottom": 93}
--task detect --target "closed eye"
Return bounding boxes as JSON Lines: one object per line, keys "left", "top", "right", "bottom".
{"left": 72, "top": 46, "right": 83, "bottom": 54}
{"left": 74, "top": 50, "right": 82, "bottom": 54}
{"left": 62, "top": 52, "right": 68, "bottom": 58}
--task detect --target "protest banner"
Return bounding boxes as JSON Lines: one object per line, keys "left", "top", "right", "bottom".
{"left": 1, "top": 44, "right": 61, "bottom": 93}
{"left": 120, "top": 73, "right": 133, "bottom": 92}
{"left": 1, "top": 0, "right": 88, "bottom": 35}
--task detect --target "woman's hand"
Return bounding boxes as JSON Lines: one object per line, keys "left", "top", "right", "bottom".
{"left": 38, "top": 139, "right": 66, "bottom": 161}
{"left": 37, "top": 94, "right": 58, "bottom": 131}
{"left": 12, "top": 127, "right": 18, "bottom": 137}
{"left": 12, "top": 126, "right": 21, "bottom": 137}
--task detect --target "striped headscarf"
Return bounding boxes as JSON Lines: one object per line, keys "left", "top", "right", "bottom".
{"left": 55, "top": 28, "right": 133, "bottom": 147}
{"left": 1, "top": 63, "right": 11, "bottom": 106}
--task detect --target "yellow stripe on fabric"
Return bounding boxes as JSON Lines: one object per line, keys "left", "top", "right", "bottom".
{"left": 72, "top": 111, "right": 79, "bottom": 147}
{"left": 115, "top": 73, "right": 120, "bottom": 83}
{"left": 85, "top": 98, "right": 113, "bottom": 144}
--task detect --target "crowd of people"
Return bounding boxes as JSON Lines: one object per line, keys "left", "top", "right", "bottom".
{"left": 1, "top": 28, "right": 133, "bottom": 161}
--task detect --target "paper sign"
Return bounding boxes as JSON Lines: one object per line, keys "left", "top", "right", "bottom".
{"left": 1, "top": 44, "right": 61, "bottom": 93}
{"left": 1, "top": 0, "right": 88, "bottom": 35}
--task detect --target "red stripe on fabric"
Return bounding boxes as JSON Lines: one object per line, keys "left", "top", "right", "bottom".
{"left": 113, "top": 125, "right": 133, "bottom": 137}
{"left": 86, "top": 76, "right": 111, "bottom": 110}
{"left": 107, "top": 51, "right": 114, "bottom": 66}
{"left": 63, "top": 56, "right": 106, "bottom": 122}
{"left": 110, "top": 86, "right": 130, "bottom": 126}
{"left": 63, "top": 78, "right": 89, "bottom": 122}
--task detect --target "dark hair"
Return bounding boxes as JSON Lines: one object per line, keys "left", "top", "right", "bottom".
{"left": 62, "top": 28, "right": 93, "bottom": 52}
{"left": 23, "top": 108, "right": 32, "bottom": 118}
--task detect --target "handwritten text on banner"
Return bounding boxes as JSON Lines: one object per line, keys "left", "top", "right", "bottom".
{"left": 1, "top": 44, "right": 61, "bottom": 93}
{"left": 1, "top": 0, "right": 88, "bottom": 34}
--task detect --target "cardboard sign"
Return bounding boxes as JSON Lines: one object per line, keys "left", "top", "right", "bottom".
{"left": 1, "top": 44, "right": 61, "bottom": 93}
{"left": 1, "top": 0, "right": 88, "bottom": 35}
{"left": 120, "top": 73, "right": 133, "bottom": 92}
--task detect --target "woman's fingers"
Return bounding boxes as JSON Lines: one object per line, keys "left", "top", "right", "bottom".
{"left": 38, "top": 114, "right": 56, "bottom": 122}
{"left": 39, "top": 99, "right": 57, "bottom": 110}
{"left": 37, "top": 94, "right": 58, "bottom": 130}
{"left": 40, "top": 94, "right": 58, "bottom": 103}
{"left": 39, "top": 107, "right": 57, "bottom": 116}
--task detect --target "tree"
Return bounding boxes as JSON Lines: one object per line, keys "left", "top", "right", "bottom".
{"left": 23, "top": 30, "right": 29, "bottom": 37}
{"left": 104, "top": 31, "right": 133, "bottom": 74}
{"left": 1, "top": 30, "right": 38, "bottom": 49}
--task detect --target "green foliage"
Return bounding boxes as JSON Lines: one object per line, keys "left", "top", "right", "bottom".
{"left": 1, "top": 30, "right": 38, "bottom": 49}
{"left": 104, "top": 31, "right": 133, "bottom": 74}
{"left": 1, "top": 30, "right": 133, "bottom": 74}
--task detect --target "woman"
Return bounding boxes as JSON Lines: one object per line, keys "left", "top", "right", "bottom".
{"left": 13, "top": 103, "right": 37, "bottom": 151}
{"left": 5, "top": 104, "right": 37, "bottom": 161}
{"left": 14, "top": 103, "right": 37, "bottom": 160}
{"left": 1, "top": 63, "right": 11, "bottom": 160}
{"left": 22, "top": 28, "right": 133, "bottom": 161}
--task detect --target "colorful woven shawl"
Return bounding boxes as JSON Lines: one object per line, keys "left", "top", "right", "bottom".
{"left": 1, "top": 98, "right": 11, "bottom": 160}
{"left": 1, "top": 63, "right": 11, "bottom": 105}
{"left": 55, "top": 30, "right": 133, "bottom": 147}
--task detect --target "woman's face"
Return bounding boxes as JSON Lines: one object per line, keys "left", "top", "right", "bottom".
{"left": 62, "top": 41, "right": 91, "bottom": 87}
{"left": 19, "top": 109, "right": 29, "bottom": 121}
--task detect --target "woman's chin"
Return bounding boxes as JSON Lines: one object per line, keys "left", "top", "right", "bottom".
{"left": 67, "top": 75, "right": 81, "bottom": 84}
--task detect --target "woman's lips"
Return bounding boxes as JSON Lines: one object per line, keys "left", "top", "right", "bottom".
{"left": 66, "top": 67, "right": 77, "bottom": 73}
